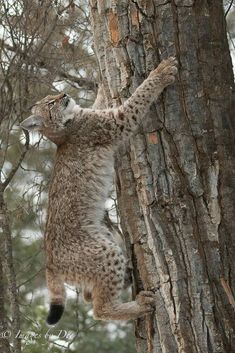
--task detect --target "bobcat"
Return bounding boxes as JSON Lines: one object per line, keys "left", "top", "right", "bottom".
{"left": 21, "top": 57, "right": 178, "bottom": 324}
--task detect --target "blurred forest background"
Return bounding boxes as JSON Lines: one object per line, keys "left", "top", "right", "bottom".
{"left": 0, "top": 1, "right": 234, "bottom": 352}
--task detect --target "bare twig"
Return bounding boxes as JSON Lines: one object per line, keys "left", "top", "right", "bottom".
{"left": 0, "top": 40, "right": 97, "bottom": 91}
{"left": 2, "top": 129, "right": 30, "bottom": 190}
{"left": 58, "top": 70, "right": 97, "bottom": 91}
{"left": 225, "top": 0, "right": 234, "bottom": 17}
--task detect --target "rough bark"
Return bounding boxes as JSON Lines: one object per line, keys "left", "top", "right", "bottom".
{"left": 89, "top": 1, "right": 235, "bottom": 352}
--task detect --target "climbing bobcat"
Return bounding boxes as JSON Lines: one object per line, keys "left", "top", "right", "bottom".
{"left": 21, "top": 57, "right": 178, "bottom": 324}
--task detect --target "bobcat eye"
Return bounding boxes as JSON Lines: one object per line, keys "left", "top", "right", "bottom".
{"left": 48, "top": 101, "right": 55, "bottom": 108}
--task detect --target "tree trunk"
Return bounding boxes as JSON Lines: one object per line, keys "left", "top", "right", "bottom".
{"left": 89, "top": 1, "right": 235, "bottom": 352}
{"left": 0, "top": 190, "right": 21, "bottom": 353}
{"left": 0, "top": 191, "right": 11, "bottom": 353}
{"left": 0, "top": 234, "right": 11, "bottom": 353}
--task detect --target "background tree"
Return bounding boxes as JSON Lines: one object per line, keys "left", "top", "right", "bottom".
{"left": 89, "top": 0, "right": 235, "bottom": 352}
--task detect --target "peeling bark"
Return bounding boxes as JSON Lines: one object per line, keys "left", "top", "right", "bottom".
{"left": 89, "top": 1, "right": 235, "bottom": 352}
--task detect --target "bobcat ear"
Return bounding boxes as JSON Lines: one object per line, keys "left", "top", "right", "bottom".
{"left": 20, "top": 115, "right": 44, "bottom": 131}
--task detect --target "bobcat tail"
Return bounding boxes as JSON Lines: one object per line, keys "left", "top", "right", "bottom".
{"left": 46, "top": 302, "right": 65, "bottom": 325}
{"left": 46, "top": 271, "right": 65, "bottom": 325}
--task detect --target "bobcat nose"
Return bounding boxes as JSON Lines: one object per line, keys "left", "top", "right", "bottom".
{"left": 21, "top": 115, "right": 44, "bottom": 131}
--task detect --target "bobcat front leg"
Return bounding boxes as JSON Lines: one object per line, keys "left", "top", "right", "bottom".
{"left": 71, "top": 57, "right": 177, "bottom": 144}
{"left": 121, "top": 57, "right": 177, "bottom": 118}
{"left": 115, "top": 57, "right": 178, "bottom": 138}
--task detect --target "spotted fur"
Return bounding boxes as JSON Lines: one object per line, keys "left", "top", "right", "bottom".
{"left": 21, "top": 57, "right": 178, "bottom": 323}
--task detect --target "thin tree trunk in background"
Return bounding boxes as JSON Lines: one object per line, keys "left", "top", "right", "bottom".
{"left": 0, "top": 237, "right": 11, "bottom": 353}
{"left": 0, "top": 191, "right": 11, "bottom": 353}
{"left": 0, "top": 190, "right": 21, "bottom": 353}
{"left": 90, "top": 1, "right": 235, "bottom": 352}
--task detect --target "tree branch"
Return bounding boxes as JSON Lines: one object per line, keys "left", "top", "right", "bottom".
{"left": 225, "top": 0, "right": 234, "bottom": 17}
{"left": 0, "top": 40, "right": 98, "bottom": 92}
{"left": 57, "top": 70, "right": 97, "bottom": 91}
{"left": 2, "top": 129, "right": 30, "bottom": 190}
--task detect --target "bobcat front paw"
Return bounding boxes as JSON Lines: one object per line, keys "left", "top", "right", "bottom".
{"left": 150, "top": 56, "right": 178, "bottom": 87}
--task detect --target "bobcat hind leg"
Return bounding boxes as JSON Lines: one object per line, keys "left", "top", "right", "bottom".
{"left": 92, "top": 285, "right": 155, "bottom": 321}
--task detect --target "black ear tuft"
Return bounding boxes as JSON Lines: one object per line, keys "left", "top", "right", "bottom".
{"left": 46, "top": 304, "right": 64, "bottom": 325}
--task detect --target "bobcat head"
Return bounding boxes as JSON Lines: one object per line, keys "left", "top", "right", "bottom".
{"left": 21, "top": 93, "right": 76, "bottom": 144}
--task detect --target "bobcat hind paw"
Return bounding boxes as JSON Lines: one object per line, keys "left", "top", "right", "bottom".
{"left": 136, "top": 290, "right": 156, "bottom": 307}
